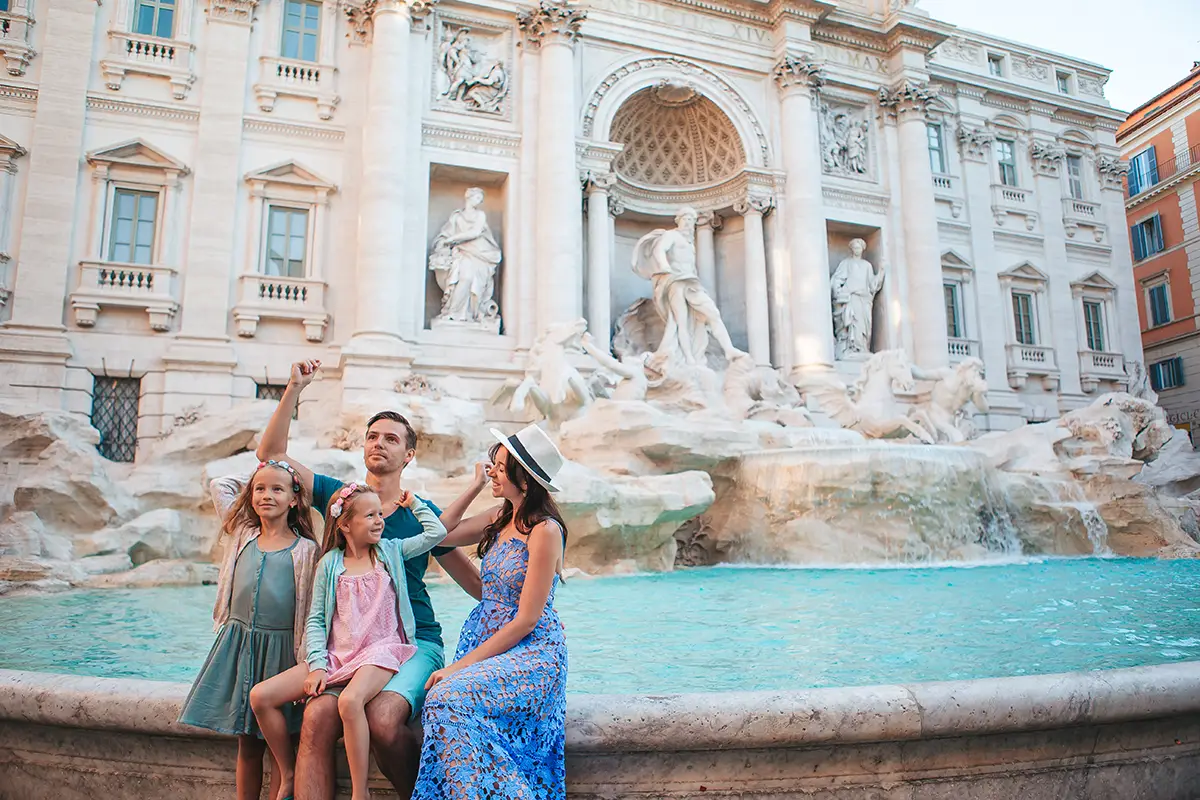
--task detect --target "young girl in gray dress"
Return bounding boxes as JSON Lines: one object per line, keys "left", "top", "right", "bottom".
{"left": 178, "top": 461, "right": 320, "bottom": 800}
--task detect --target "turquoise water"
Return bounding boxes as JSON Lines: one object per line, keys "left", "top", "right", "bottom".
{"left": 1, "top": 558, "right": 1198, "bottom": 694}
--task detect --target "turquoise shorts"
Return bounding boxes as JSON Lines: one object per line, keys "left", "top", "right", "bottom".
{"left": 321, "top": 639, "right": 445, "bottom": 723}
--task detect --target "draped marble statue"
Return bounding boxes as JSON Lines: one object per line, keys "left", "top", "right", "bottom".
{"left": 429, "top": 187, "right": 502, "bottom": 331}
{"left": 830, "top": 238, "right": 884, "bottom": 359}
{"left": 631, "top": 207, "right": 743, "bottom": 366}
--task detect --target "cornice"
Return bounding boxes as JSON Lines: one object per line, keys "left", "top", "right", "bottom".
{"left": 86, "top": 95, "right": 200, "bottom": 124}
{"left": 243, "top": 117, "right": 346, "bottom": 142}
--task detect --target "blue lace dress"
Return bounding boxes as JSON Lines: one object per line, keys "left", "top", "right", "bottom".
{"left": 413, "top": 535, "right": 567, "bottom": 799}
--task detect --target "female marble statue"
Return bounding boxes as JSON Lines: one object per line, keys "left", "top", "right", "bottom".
{"left": 830, "top": 238, "right": 884, "bottom": 359}
{"left": 429, "top": 188, "right": 502, "bottom": 327}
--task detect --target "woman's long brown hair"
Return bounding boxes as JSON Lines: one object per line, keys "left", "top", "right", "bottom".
{"left": 221, "top": 466, "right": 317, "bottom": 543}
{"left": 477, "top": 442, "right": 568, "bottom": 561}
{"left": 320, "top": 485, "right": 379, "bottom": 558}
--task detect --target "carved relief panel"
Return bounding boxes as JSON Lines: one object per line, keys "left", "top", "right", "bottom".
{"left": 819, "top": 100, "right": 873, "bottom": 181}
{"left": 431, "top": 13, "right": 514, "bottom": 120}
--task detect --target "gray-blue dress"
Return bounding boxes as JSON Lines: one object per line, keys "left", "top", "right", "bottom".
{"left": 179, "top": 538, "right": 305, "bottom": 737}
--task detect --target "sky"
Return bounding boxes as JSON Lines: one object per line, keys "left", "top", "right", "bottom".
{"left": 920, "top": 0, "right": 1198, "bottom": 113}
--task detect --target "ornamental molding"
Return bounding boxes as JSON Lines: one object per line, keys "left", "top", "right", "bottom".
{"left": 878, "top": 80, "right": 936, "bottom": 117}
{"left": 421, "top": 122, "right": 521, "bottom": 157}
{"left": 517, "top": 1, "right": 586, "bottom": 48}
{"left": 822, "top": 185, "right": 888, "bottom": 214}
{"left": 1010, "top": 54, "right": 1049, "bottom": 82}
{"left": 811, "top": 26, "right": 888, "bottom": 54}
{"left": 1078, "top": 75, "right": 1106, "bottom": 98}
{"left": 244, "top": 117, "right": 346, "bottom": 142}
{"left": 734, "top": 191, "right": 773, "bottom": 216}
{"left": 1095, "top": 154, "right": 1128, "bottom": 192}
{"left": 86, "top": 95, "right": 201, "bottom": 124}
{"left": 432, "top": 13, "right": 515, "bottom": 121}
{"left": 956, "top": 125, "right": 994, "bottom": 162}
{"left": 773, "top": 55, "right": 824, "bottom": 94}
{"left": 0, "top": 84, "right": 38, "bottom": 107}
{"left": 206, "top": 0, "right": 258, "bottom": 24}
{"left": 342, "top": 0, "right": 435, "bottom": 42}
{"left": 581, "top": 56, "right": 770, "bottom": 168}
{"left": 935, "top": 36, "right": 981, "bottom": 65}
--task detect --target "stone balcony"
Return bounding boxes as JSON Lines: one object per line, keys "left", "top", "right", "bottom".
{"left": 0, "top": 7, "right": 36, "bottom": 76}
{"left": 70, "top": 260, "right": 179, "bottom": 331}
{"left": 254, "top": 57, "right": 339, "bottom": 120}
{"left": 233, "top": 274, "right": 328, "bottom": 342}
{"left": 1078, "top": 350, "right": 1127, "bottom": 393}
{"left": 947, "top": 337, "right": 979, "bottom": 361}
{"left": 931, "top": 174, "right": 964, "bottom": 220}
{"left": 1005, "top": 343, "right": 1059, "bottom": 390}
{"left": 1061, "top": 197, "right": 1106, "bottom": 243}
{"left": 991, "top": 184, "right": 1038, "bottom": 231}
{"left": 99, "top": 31, "right": 197, "bottom": 100}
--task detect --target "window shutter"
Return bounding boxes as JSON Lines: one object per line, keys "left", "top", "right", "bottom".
{"left": 1152, "top": 215, "right": 1165, "bottom": 252}
{"left": 1150, "top": 363, "right": 1162, "bottom": 391}
{"left": 1176, "top": 356, "right": 1186, "bottom": 387}
{"left": 1131, "top": 225, "right": 1145, "bottom": 260}
{"left": 1148, "top": 145, "right": 1159, "bottom": 184}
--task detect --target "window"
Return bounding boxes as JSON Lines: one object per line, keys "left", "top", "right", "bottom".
{"left": 1131, "top": 214, "right": 1165, "bottom": 261}
{"left": 1147, "top": 281, "right": 1172, "bottom": 327}
{"left": 133, "top": 0, "right": 176, "bottom": 38}
{"left": 281, "top": 0, "right": 321, "bottom": 62}
{"left": 1056, "top": 72, "right": 1071, "bottom": 94}
{"left": 0, "top": 0, "right": 10, "bottom": 11}
{"left": 108, "top": 189, "right": 158, "bottom": 264}
{"left": 1128, "top": 147, "right": 1159, "bottom": 196}
{"left": 997, "top": 139, "right": 1018, "bottom": 187}
{"left": 1012, "top": 292, "right": 1036, "bottom": 345}
{"left": 1150, "top": 357, "right": 1184, "bottom": 391}
{"left": 988, "top": 54, "right": 1004, "bottom": 77}
{"left": 928, "top": 123, "right": 946, "bottom": 174}
{"left": 264, "top": 206, "right": 309, "bottom": 277}
{"left": 256, "top": 383, "right": 298, "bottom": 419}
{"left": 944, "top": 283, "right": 962, "bottom": 338}
{"left": 1066, "top": 155, "right": 1085, "bottom": 200}
{"left": 1082, "top": 300, "right": 1105, "bottom": 351}
{"left": 92, "top": 376, "right": 141, "bottom": 463}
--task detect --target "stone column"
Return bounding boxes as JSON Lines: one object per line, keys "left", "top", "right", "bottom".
{"left": 584, "top": 172, "right": 615, "bottom": 350}
{"left": 773, "top": 55, "right": 834, "bottom": 374}
{"left": 345, "top": 0, "right": 423, "bottom": 359}
{"left": 695, "top": 212, "right": 720, "bottom": 294}
{"left": 734, "top": 193, "right": 773, "bottom": 365}
{"left": 518, "top": 1, "right": 586, "bottom": 332}
{"left": 880, "top": 81, "right": 948, "bottom": 369}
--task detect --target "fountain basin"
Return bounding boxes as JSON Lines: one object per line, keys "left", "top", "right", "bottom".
{"left": 1, "top": 664, "right": 1198, "bottom": 798}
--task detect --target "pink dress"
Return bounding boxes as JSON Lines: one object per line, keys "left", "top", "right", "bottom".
{"left": 324, "top": 561, "right": 416, "bottom": 686}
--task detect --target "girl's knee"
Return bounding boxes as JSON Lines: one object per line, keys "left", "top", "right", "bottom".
{"left": 337, "top": 690, "right": 367, "bottom": 718}
{"left": 248, "top": 683, "right": 270, "bottom": 713}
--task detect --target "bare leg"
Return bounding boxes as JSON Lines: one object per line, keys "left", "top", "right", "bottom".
{"left": 295, "top": 695, "right": 342, "bottom": 800}
{"left": 249, "top": 663, "right": 310, "bottom": 800}
{"left": 693, "top": 293, "right": 740, "bottom": 360}
{"left": 338, "top": 666, "right": 397, "bottom": 800}
{"left": 665, "top": 285, "right": 696, "bottom": 364}
{"left": 365, "top": 693, "right": 418, "bottom": 799}
{"left": 268, "top": 750, "right": 282, "bottom": 800}
{"left": 236, "top": 735, "right": 266, "bottom": 800}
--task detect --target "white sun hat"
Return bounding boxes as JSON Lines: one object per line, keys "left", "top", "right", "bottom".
{"left": 489, "top": 423, "right": 565, "bottom": 493}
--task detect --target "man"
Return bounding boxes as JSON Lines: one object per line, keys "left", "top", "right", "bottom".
{"left": 256, "top": 360, "right": 490, "bottom": 800}
{"left": 632, "top": 206, "right": 742, "bottom": 366}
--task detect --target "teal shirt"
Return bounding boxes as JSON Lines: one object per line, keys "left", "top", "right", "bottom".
{"left": 313, "top": 474, "right": 453, "bottom": 646}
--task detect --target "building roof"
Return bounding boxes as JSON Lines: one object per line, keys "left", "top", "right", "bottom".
{"left": 1117, "top": 62, "right": 1200, "bottom": 142}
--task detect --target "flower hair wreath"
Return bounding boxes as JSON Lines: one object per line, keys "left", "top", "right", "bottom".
{"left": 329, "top": 482, "right": 364, "bottom": 519}
{"left": 257, "top": 459, "right": 301, "bottom": 494}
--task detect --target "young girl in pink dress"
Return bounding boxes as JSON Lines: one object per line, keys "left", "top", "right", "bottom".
{"left": 250, "top": 483, "right": 447, "bottom": 800}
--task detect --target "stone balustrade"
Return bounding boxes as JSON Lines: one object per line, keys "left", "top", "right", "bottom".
{"left": 1061, "top": 196, "right": 1106, "bottom": 242}
{"left": 69, "top": 260, "right": 178, "bottom": 331}
{"left": 947, "top": 336, "right": 979, "bottom": 360}
{"left": 1, "top": 663, "right": 1198, "bottom": 798}
{"left": 991, "top": 183, "right": 1040, "bottom": 231}
{"left": 1079, "top": 349, "right": 1127, "bottom": 392}
{"left": 99, "top": 30, "right": 197, "bottom": 99}
{"left": 1005, "top": 342, "right": 1059, "bottom": 389}
{"left": 254, "top": 56, "right": 339, "bottom": 120}
{"left": 0, "top": 6, "right": 35, "bottom": 76}
{"left": 232, "top": 273, "right": 328, "bottom": 341}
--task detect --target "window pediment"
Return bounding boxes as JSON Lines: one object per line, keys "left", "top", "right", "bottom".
{"left": 1072, "top": 270, "right": 1117, "bottom": 295}
{"left": 245, "top": 160, "right": 337, "bottom": 193}
{"left": 86, "top": 139, "right": 189, "bottom": 175}
{"left": 999, "top": 261, "right": 1049, "bottom": 284}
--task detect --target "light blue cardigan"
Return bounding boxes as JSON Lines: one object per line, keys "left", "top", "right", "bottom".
{"left": 304, "top": 498, "right": 447, "bottom": 672}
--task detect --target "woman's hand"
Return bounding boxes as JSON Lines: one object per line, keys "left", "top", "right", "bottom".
{"left": 303, "top": 669, "right": 327, "bottom": 697}
{"left": 424, "top": 663, "right": 461, "bottom": 691}
{"left": 473, "top": 461, "right": 490, "bottom": 488}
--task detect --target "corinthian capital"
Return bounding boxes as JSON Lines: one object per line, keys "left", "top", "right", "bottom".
{"left": 206, "top": 0, "right": 258, "bottom": 25}
{"left": 344, "top": 0, "right": 436, "bottom": 41}
{"left": 517, "top": 0, "right": 586, "bottom": 48}
{"left": 773, "top": 55, "right": 824, "bottom": 94}
{"left": 734, "top": 192, "right": 774, "bottom": 216}
{"left": 878, "top": 80, "right": 936, "bottom": 118}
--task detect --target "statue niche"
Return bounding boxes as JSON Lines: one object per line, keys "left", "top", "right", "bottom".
{"left": 428, "top": 187, "right": 503, "bottom": 333}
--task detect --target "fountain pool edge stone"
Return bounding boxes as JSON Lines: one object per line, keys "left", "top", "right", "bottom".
{"left": 0, "top": 663, "right": 1198, "bottom": 798}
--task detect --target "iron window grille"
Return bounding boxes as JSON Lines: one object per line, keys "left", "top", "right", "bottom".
{"left": 91, "top": 376, "right": 141, "bottom": 462}
{"left": 257, "top": 383, "right": 297, "bottom": 419}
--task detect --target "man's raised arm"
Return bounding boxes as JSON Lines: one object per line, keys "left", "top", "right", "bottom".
{"left": 255, "top": 359, "right": 319, "bottom": 496}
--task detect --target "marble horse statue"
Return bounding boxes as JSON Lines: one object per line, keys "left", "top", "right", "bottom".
{"left": 804, "top": 349, "right": 936, "bottom": 443}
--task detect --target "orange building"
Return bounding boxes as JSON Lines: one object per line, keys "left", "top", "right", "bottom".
{"left": 1118, "top": 62, "right": 1200, "bottom": 437}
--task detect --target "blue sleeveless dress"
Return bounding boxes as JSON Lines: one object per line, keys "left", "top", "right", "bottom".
{"left": 413, "top": 535, "right": 567, "bottom": 799}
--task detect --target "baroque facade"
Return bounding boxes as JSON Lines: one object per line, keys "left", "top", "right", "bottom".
{"left": 1117, "top": 62, "right": 1200, "bottom": 441}
{"left": 0, "top": 0, "right": 1141, "bottom": 459}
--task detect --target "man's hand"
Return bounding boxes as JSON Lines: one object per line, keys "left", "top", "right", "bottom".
{"left": 289, "top": 360, "right": 321, "bottom": 391}
{"left": 303, "top": 669, "right": 327, "bottom": 697}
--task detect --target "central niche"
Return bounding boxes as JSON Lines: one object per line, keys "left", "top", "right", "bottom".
{"left": 609, "top": 81, "right": 745, "bottom": 187}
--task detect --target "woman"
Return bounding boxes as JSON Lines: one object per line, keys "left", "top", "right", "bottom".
{"left": 412, "top": 423, "right": 569, "bottom": 798}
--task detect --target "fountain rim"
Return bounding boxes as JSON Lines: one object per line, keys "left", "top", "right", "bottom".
{"left": 3, "top": 661, "right": 1197, "bottom": 753}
